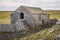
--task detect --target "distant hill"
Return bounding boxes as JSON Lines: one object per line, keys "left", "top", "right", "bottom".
{"left": 44, "top": 10, "right": 60, "bottom": 12}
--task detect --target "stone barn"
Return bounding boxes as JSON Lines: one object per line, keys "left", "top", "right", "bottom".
{"left": 11, "top": 6, "right": 50, "bottom": 31}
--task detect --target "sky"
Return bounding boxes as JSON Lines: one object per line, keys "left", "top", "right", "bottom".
{"left": 0, "top": 0, "right": 60, "bottom": 11}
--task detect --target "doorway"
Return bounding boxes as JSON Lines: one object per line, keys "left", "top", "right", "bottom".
{"left": 20, "top": 12, "right": 24, "bottom": 19}
{"left": 42, "top": 20, "right": 44, "bottom": 24}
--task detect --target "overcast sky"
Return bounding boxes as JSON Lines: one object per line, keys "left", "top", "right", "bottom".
{"left": 0, "top": 0, "right": 60, "bottom": 11}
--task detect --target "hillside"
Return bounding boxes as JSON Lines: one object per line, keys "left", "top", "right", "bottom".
{"left": 20, "top": 25, "right": 60, "bottom": 40}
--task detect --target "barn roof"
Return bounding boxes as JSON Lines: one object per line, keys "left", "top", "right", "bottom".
{"left": 20, "top": 6, "right": 43, "bottom": 14}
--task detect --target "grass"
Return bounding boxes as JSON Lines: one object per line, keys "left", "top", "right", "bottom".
{"left": 47, "top": 11, "right": 60, "bottom": 20}
{"left": 0, "top": 11, "right": 11, "bottom": 24}
{"left": 20, "top": 25, "right": 60, "bottom": 40}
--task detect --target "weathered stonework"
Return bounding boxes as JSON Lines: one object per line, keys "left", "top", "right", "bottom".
{"left": 0, "top": 24, "right": 15, "bottom": 32}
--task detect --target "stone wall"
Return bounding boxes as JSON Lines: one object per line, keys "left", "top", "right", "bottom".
{"left": 0, "top": 24, "right": 16, "bottom": 32}
{"left": 0, "top": 20, "right": 28, "bottom": 32}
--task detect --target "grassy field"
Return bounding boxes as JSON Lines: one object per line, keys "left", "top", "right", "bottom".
{"left": 48, "top": 12, "right": 60, "bottom": 20}
{"left": 0, "top": 11, "right": 12, "bottom": 24}
{"left": 50, "top": 13, "right": 60, "bottom": 19}
{"left": 45, "top": 10, "right": 60, "bottom": 20}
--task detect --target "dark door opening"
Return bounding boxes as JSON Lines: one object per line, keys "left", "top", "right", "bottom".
{"left": 20, "top": 12, "right": 24, "bottom": 19}
{"left": 42, "top": 20, "right": 44, "bottom": 24}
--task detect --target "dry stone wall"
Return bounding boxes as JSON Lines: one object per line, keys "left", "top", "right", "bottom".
{"left": 0, "top": 24, "right": 16, "bottom": 32}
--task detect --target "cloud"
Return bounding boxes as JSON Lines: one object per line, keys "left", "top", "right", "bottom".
{"left": 0, "top": 0, "right": 60, "bottom": 11}
{"left": 0, "top": 0, "right": 20, "bottom": 11}
{"left": 32, "top": 0, "right": 60, "bottom": 10}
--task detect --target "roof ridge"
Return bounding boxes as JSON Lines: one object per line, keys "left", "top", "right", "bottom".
{"left": 21, "top": 5, "right": 41, "bottom": 9}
